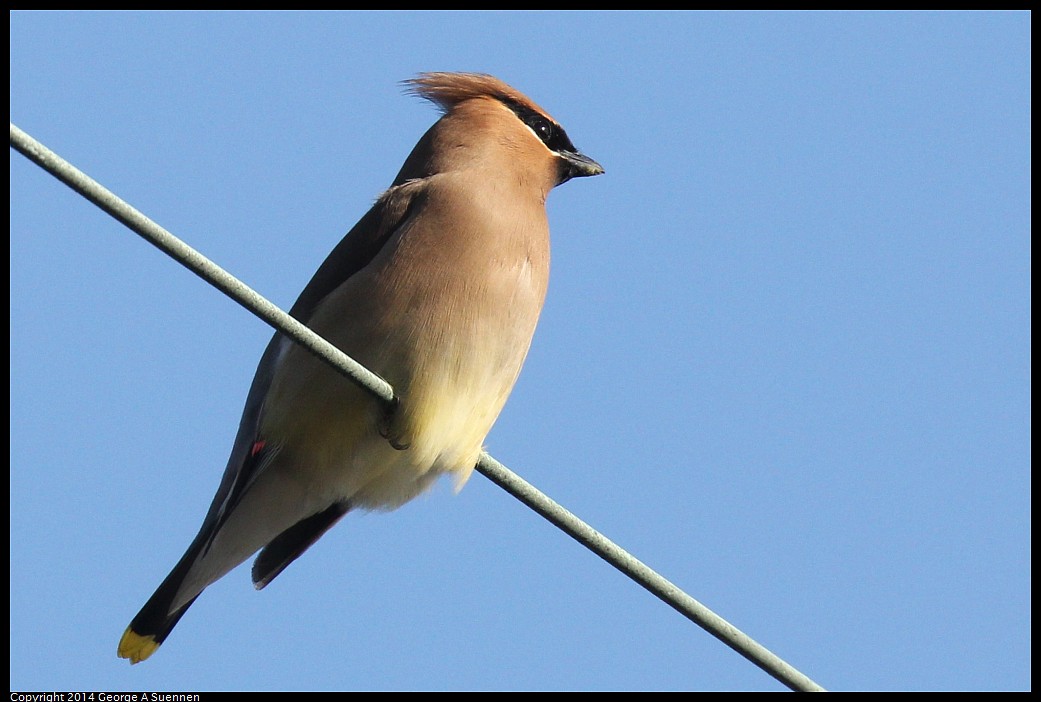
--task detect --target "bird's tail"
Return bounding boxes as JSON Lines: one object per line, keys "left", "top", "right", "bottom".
{"left": 117, "top": 539, "right": 206, "bottom": 664}
{"left": 117, "top": 498, "right": 352, "bottom": 663}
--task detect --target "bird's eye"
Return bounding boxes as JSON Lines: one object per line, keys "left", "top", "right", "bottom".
{"left": 506, "top": 100, "right": 577, "bottom": 153}
{"left": 528, "top": 116, "right": 554, "bottom": 145}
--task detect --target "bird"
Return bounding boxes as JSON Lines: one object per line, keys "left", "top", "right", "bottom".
{"left": 116, "top": 72, "right": 603, "bottom": 664}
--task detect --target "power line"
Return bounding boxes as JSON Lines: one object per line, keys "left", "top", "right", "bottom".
{"left": 10, "top": 121, "right": 827, "bottom": 692}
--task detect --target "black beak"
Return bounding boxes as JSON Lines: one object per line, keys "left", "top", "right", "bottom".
{"left": 558, "top": 150, "right": 605, "bottom": 184}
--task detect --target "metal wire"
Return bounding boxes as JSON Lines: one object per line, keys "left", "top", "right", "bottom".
{"left": 10, "top": 121, "right": 827, "bottom": 692}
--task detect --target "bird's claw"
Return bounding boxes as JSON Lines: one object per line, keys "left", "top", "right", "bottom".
{"left": 378, "top": 397, "right": 411, "bottom": 451}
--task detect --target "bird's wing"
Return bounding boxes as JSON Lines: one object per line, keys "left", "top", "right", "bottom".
{"left": 122, "top": 184, "right": 428, "bottom": 648}
{"left": 201, "top": 181, "right": 428, "bottom": 548}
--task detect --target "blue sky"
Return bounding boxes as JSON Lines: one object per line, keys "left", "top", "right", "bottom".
{"left": 10, "top": 11, "right": 1030, "bottom": 692}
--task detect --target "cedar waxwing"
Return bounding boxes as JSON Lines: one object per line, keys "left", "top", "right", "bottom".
{"left": 117, "top": 72, "right": 603, "bottom": 664}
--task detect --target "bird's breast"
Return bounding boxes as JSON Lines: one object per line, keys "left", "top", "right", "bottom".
{"left": 262, "top": 201, "right": 549, "bottom": 509}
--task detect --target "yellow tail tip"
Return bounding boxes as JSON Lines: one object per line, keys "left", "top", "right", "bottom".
{"left": 117, "top": 627, "right": 160, "bottom": 664}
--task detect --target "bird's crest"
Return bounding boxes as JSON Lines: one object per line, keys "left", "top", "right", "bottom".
{"left": 404, "top": 72, "right": 554, "bottom": 123}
